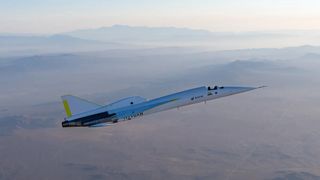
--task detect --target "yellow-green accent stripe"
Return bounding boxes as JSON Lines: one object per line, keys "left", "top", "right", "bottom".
{"left": 63, "top": 100, "right": 72, "bottom": 117}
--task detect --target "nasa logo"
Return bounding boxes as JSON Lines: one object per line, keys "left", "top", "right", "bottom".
{"left": 191, "top": 95, "right": 203, "bottom": 101}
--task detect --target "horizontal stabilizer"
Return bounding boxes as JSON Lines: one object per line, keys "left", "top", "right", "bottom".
{"left": 61, "top": 95, "right": 101, "bottom": 118}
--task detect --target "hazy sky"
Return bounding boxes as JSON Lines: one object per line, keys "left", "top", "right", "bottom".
{"left": 1, "top": 0, "right": 320, "bottom": 33}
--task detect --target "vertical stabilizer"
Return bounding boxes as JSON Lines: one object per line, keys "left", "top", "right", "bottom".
{"left": 61, "top": 95, "right": 101, "bottom": 118}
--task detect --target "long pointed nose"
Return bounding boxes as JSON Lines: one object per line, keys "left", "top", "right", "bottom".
{"left": 225, "top": 86, "right": 265, "bottom": 95}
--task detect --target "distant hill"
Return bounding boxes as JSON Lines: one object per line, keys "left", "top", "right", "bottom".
{"left": 0, "top": 34, "right": 128, "bottom": 57}
{"left": 62, "top": 25, "right": 320, "bottom": 49}
{"left": 63, "top": 25, "right": 294, "bottom": 43}
{"left": 2, "top": 26, "right": 320, "bottom": 56}
{"left": 0, "top": 34, "right": 99, "bottom": 45}
{"left": 63, "top": 24, "right": 214, "bottom": 43}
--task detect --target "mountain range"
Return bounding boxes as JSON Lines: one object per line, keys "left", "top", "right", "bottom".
{"left": 2, "top": 25, "right": 320, "bottom": 57}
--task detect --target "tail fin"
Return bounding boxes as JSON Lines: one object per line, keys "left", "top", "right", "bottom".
{"left": 61, "top": 95, "right": 101, "bottom": 118}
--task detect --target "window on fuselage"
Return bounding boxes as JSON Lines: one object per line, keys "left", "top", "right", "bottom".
{"left": 208, "top": 86, "right": 218, "bottom": 90}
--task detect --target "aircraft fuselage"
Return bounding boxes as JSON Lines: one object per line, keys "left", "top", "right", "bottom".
{"left": 62, "top": 86, "right": 262, "bottom": 127}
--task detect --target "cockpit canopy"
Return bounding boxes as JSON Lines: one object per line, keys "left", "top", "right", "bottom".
{"left": 105, "top": 96, "right": 146, "bottom": 110}
{"left": 207, "top": 86, "right": 224, "bottom": 90}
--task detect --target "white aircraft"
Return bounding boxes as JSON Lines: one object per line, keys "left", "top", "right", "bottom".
{"left": 61, "top": 85, "right": 264, "bottom": 127}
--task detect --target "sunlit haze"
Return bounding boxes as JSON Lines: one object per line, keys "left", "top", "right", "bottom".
{"left": 2, "top": 0, "right": 320, "bottom": 179}
{"left": 1, "top": 0, "right": 320, "bottom": 33}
